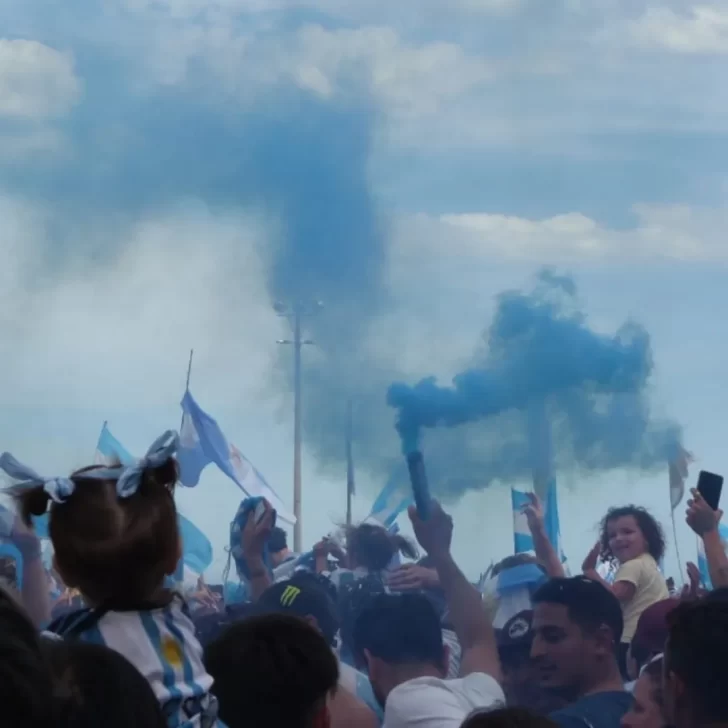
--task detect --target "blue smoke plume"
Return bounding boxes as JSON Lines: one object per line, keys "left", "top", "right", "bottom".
{"left": 387, "top": 270, "right": 681, "bottom": 491}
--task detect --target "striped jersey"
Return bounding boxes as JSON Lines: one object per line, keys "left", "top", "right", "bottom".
{"left": 50, "top": 599, "right": 218, "bottom": 728}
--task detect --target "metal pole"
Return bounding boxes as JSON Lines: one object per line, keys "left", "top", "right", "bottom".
{"left": 293, "top": 311, "right": 303, "bottom": 552}
{"left": 346, "top": 399, "right": 353, "bottom": 527}
{"left": 180, "top": 349, "right": 194, "bottom": 431}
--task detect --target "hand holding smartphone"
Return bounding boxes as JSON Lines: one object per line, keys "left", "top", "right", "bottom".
{"left": 697, "top": 470, "right": 724, "bottom": 511}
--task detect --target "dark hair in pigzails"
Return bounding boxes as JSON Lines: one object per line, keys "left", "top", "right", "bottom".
{"left": 16, "top": 458, "right": 180, "bottom": 605}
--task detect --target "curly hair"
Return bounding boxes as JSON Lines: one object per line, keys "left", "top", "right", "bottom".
{"left": 599, "top": 505, "right": 665, "bottom": 565}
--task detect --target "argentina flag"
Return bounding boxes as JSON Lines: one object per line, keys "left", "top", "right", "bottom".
{"left": 511, "top": 480, "right": 567, "bottom": 564}
{"left": 697, "top": 522, "right": 728, "bottom": 588}
{"left": 178, "top": 390, "right": 295, "bottom": 524}
{"left": 511, "top": 488, "right": 535, "bottom": 553}
{"left": 368, "top": 468, "right": 413, "bottom": 528}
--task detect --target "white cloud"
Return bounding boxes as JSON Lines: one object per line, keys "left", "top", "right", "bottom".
{"left": 630, "top": 4, "right": 728, "bottom": 54}
{"left": 289, "top": 25, "right": 494, "bottom": 116}
{"left": 0, "top": 195, "right": 284, "bottom": 412}
{"left": 392, "top": 204, "right": 728, "bottom": 264}
{"left": 0, "top": 39, "right": 81, "bottom": 119}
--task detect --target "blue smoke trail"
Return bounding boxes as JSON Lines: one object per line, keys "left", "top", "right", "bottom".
{"left": 387, "top": 270, "right": 681, "bottom": 488}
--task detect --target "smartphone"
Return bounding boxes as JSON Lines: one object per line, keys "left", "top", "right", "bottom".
{"left": 697, "top": 470, "right": 724, "bottom": 511}
{"left": 406, "top": 451, "right": 432, "bottom": 520}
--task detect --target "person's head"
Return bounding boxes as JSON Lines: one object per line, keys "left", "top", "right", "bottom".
{"left": 338, "top": 573, "right": 388, "bottom": 658}
{"left": 491, "top": 553, "right": 542, "bottom": 578}
{"left": 42, "top": 639, "right": 167, "bottom": 728}
{"left": 14, "top": 448, "right": 181, "bottom": 605}
{"left": 0, "top": 587, "right": 54, "bottom": 728}
{"left": 664, "top": 599, "right": 728, "bottom": 728}
{"left": 345, "top": 523, "right": 418, "bottom": 572}
{"left": 205, "top": 613, "right": 339, "bottom": 728}
{"left": 629, "top": 600, "right": 677, "bottom": 679}
{"left": 269, "top": 527, "right": 291, "bottom": 567}
{"left": 600, "top": 506, "right": 665, "bottom": 565}
{"left": 621, "top": 656, "right": 666, "bottom": 728}
{"left": 352, "top": 592, "right": 447, "bottom": 707}
{"left": 531, "top": 577, "right": 623, "bottom": 700}
{"left": 462, "top": 708, "right": 558, "bottom": 728}
{"left": 256, "top": 573, "right": 339, "bottom": 647}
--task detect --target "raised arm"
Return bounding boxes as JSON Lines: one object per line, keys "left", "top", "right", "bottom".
{"left": 408, "top": 503, "right": 501, "bottom": 682}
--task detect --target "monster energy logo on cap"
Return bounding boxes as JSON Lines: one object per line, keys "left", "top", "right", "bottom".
{"left": 280, "top": 585, "right": 301, "bottom": 607}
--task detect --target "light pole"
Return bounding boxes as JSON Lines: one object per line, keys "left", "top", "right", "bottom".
{"left": 275, "top": 300, "right": 321, "bottom": 552}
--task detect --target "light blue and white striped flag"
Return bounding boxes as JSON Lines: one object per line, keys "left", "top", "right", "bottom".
{"left": 511, "top": 488, "right": 535, "bottom": 553}
{"left": 511, "top": 479, "right": 566, "bottom": 563}
{"left": 368, "top": 468, "right": 413, "bottom": 528}
{"left": 178, "top": 390, "right": 295, "bottom": 525}
{"left": 697, "top": 522, "right": 728, "bottom": 589}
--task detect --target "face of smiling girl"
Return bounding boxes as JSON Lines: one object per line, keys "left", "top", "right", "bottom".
{"left": 607, "top": 515, "right": 649, "bottom": 563}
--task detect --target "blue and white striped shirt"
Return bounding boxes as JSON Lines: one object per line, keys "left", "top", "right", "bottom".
{"left": 51, "top": 599, "right": 218, "bottom": 728}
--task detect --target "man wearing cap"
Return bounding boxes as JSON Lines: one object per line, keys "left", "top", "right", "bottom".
{"left": 497, "top": 611, "right": 565, "bottom": 714}
{"left": 256, "top": 573, "right": 380, "bottom": 728}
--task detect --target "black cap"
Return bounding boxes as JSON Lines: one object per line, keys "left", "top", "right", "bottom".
{"left": 497, "top": 610, "right": 534, "bottom": 650}
{"left": 256, "top": 576, "right": 339, "bottom": 646}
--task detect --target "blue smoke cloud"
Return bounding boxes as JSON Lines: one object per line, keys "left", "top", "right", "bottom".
{"left": 387, "top": 270, "right": 681, "bottom": 490}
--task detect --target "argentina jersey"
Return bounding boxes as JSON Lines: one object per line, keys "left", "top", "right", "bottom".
{"left": 51, "top": 599, "right": 218, "bottom": 728}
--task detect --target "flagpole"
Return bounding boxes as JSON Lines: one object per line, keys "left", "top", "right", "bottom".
{"left": 180, "top": 349, "right": 194, "bottom": 430}
{"left": 346, "top": 399, "right": 354, "bottom": 527}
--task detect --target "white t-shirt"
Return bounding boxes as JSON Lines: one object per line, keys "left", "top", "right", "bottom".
{"left": 383, "top": 672, "right": 504, "bottom": 728}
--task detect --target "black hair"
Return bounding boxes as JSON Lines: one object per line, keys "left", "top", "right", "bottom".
{"left": 338, "top": 573, "right": 388, "bottom": 658}
{"left": 205, "top": 613, "right": 339, "bottom": 728}
{"left": 352, "top": 592, "right": 445, "bottom": 671}
{"left": 462, "top": 707, "right": 557, "bottom": 728}
{"left": 666, "top": 599, "right": 728, "bottom": 722}
{"left": 532, "top": 577, "right": 624, "bottom": 644}
{"left": 492, "top": 553, "right": 542, "bottom": 578}
{"left": 599, "top": 505, "right": 665, "bottom": 565}
{"left": 16, "top": 458, "right": 180, "bottom": 605}
{"left": 268, "top": 527, "right": 288, "bottom": 554}
{"left": 42, "top": 640, "right": 167, "bottom": 728}
{"left": 345, "top": 523, "right": 418, "bottom": 572}
{"left": 0, "top": 587, "right": 55, "bottom": 728}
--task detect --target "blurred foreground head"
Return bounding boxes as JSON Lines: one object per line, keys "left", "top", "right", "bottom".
{"left": 205, "top": 613, "right": 339, "bottom": 728}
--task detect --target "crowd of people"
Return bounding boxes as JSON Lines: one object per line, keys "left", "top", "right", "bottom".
{"left": 1, "top": 430, "right": 727, "bottom": 728}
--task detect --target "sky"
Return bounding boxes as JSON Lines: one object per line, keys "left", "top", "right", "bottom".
{"left": 1, "top": 0, "right": 728, "bottom": 581}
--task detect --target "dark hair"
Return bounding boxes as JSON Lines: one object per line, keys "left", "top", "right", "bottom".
{"left": 16, "top": 458, "right": 180, "bottom": 604}
{"left": 352, "top": 592, "right": 445, "bottom": 670}
{"left": 0, "top": 588, "right": 55, "bottom": 728}
{"left": 338, "top": 573, "right": 388, "bottom": 657}
{"left": 641, "top": 656, "right": 664, "bottom": 709}
{"left": 462, "top": 708, "right": 557, "bottom": 728}
{"left": 532, "top": 577, "right": 624, "bottom": 644}
{"left": 599, "top": 505, "right": 665, "bottom": 564}
{"left": 492, "top": 553, "right": 542, "bottom": 578}
{"left": 345, "top": 523, "right": 418, "bottom": 572}
{"left": 666, "top": 599, "right": 728, "bottom": 722}
{"left": 205, "top": 613, "right": 339, "bottom": 728}
{"left": 42, "top": 640, "right": 167, "bottom": 728}
{"left": 268, "top": 527, "right": 288, "bottom": 554}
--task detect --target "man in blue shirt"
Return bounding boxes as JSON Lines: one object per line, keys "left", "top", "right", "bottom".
{"left": 531, "top": 577, "right": 631, "bottom": 728}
